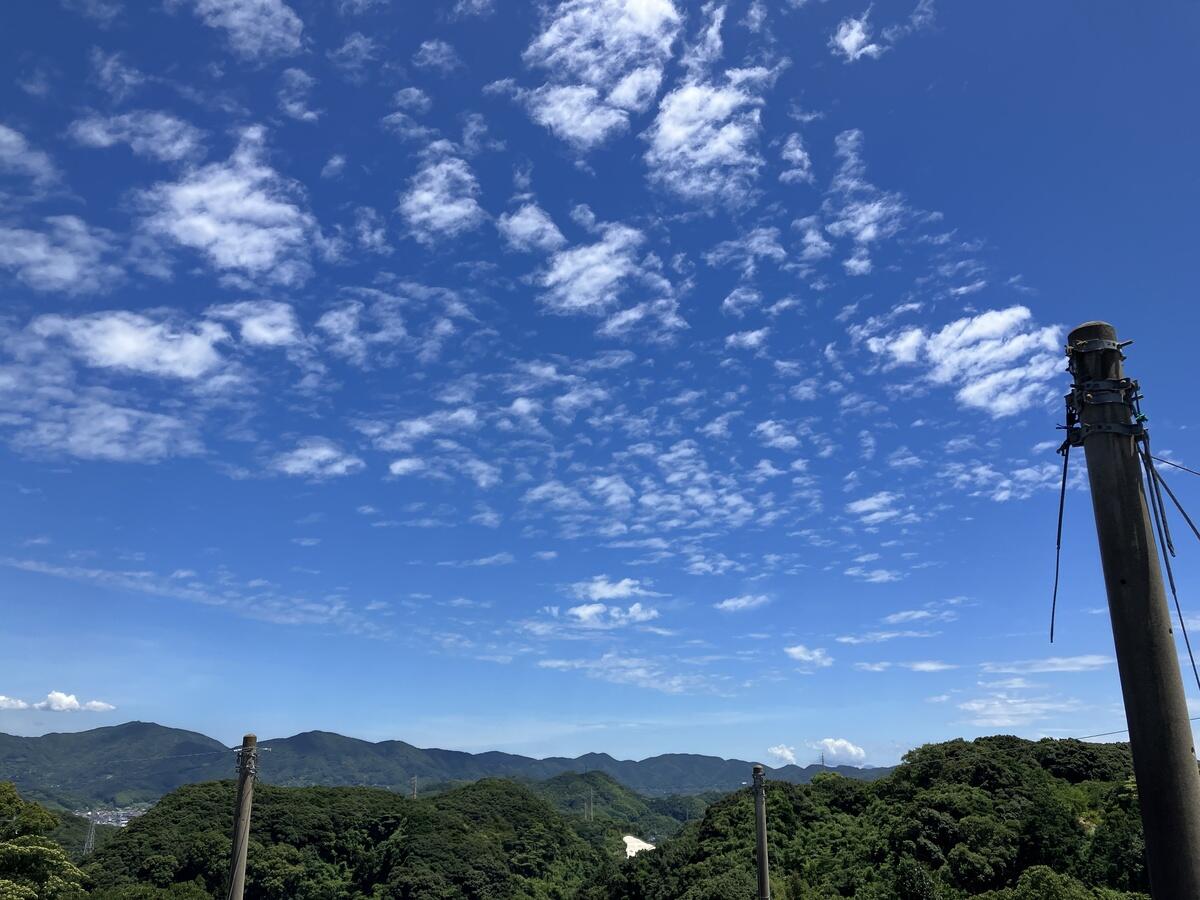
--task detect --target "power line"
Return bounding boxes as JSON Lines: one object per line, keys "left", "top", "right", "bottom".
{"left": 1153, "top": 455, "right": 1200, "bottom": 479}
{"left": 1077, "top": 715, "right": 1200, "bottom": 741}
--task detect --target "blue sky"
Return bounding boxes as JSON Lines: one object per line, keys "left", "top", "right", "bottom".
{"left": 3, "top": 0, "right": 1200, "bottom": 769}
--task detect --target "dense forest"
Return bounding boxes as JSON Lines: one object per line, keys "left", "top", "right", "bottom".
{"left": 2, "top": 736, "right": 1153, "bottom": 899}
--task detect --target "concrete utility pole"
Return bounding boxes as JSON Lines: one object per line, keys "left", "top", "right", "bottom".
{"left": 225, "top": 734, "right": 257, "bottom": 900}
{"left": 1067, "top": 321, "right": 1200, "bottom": 896}
{"left": 411, "top": 776, "right": 417, "bottom": 800}
{"left": 752, "top": 764, "right": 771, "bottom": 900}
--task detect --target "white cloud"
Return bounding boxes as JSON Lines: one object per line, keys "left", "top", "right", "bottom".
{"left": 705, "top": 227, "right": 786, "bottom": 279}
{"left": 440, "top": 552, "right": 515, "bottom": 567}
{"left": 368, "top": 407, "right": 481, "bottom": 452}
{"left": 388, "top": 457, "right": 425, "bottom": 475}
{"left": 453, "top": 0, "right": 493, "bottom": 14}
{"left": 844, "top": 567, "right": 902, "bottom": 583}
{"left": 566, "top": 601, "right": 659, "bottom": 627}
{"left": 329, "top": 33, "right": 378, "bottom": 81}
{"left": 766, "top": 743, "right": 796, "bottom": 765}
{"left": 906, "top": 660, "right": 956, "bottom": 672}
{"left": 337, "top": 0, "right": 386, "bottom": 12}
{"left": 830, "top": 11, "right": 884, "bottom": 62}
{"left": 526, "top": 0, "right": 680, "bottom": 88}
{"left": 518, "top": 0, "right": 680, "bottom": 148}
{"left": 497, "top": 203, "right": 566, "bottom": 252}
{"left": 11, "top": 399, "right": 201, "bottom": 463}
{"left": 569, "top": 575, "right": 658, "bottom": 601}
{"left": 753, "top": 420, "right": 799, "bottom": 451}
{"left": 393, "top": 87, "right": 432, "bottom": 113}
{"left": 139, "top": 126, "right": 318, "bottom": 286}
{"left": 69, "top": 111, "right": 205, "bottom": 163}
{"left": 273, "top": 438, "right": 365, "bottom": 478}
{"left": 0, "top": 124, "right": 59, "bottom": 190}
{"left": 715, "top": 594, "right": 769, "bottom": 612}
{"left": 278, "top": 68, "right": 320, "bottom": 122}
{"left": 33, "top": 690, "right": 115, "bottom": 712}
{"left": 720, "top": 287, "right": 761, "bottom": 318}
{"left": 412, "top": 39, "right": 462, "bottom": 74}
{"left": 644, "top": 67, "right": 774, "bottom": 204}
{"left": 779, "top": 132, "right": 814, "bottom": 184}
{"left": 0, "top": 696, "right": 30, "bottom": 710}
{"left": 524, "top": 85, "right": 631, "bottom": 148}
{"left": 61, "top": 0, "right": 123, "bottom": 24}
{"left": 321, "top": 154, "right": 346, "bottom": 179}
{"left": 726, "top": 327, "right": 769, "bottom": 350}
{"left": 784, "top": 644, "right": 833, "bottom": 668}
{"left": 538, "top": 223, "right": 644, "bottom": 315}
{"left": 539, "top": 652, "right": 706, "bottom": 694}
{"left": 0, "top": 216, "right": 121, "bottom": 294}
{"left": 836, "top": 630, "right": 935, "bottom": 645}
{"left": 866, "top": 306, "right": 1061, "bottom": 417}
{"left": 354, "top": 207, "right": 392, "bottom": 255}
{"left": 846, "top": 491, "right": 900, "bottom": 525}
{"left": 206, "top": 300, "right": 302, "bottom": 347}
{"left": 184, "top": 0, "right": 304, "bottom": 60}
{"left": 30, "top": 312, "right": 228, "bottom": 378}
{"left": 959, "top": 693, "right": 1080, "bottom": 728}
{"left": 981, "top": 655, "right": 1113, "bottom": 675}
{"left": 90, "top": 49, "right": 144, "bottom": 102}
{"left": 814, "top": 737, "right": 865, "bottom": 763}
{"left": 399, "top": 145, "right": 486, "bottom": 244}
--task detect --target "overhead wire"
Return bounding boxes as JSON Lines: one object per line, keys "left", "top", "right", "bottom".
{"left": 1077, "top": 716, "right": 1200, "bottom": 741}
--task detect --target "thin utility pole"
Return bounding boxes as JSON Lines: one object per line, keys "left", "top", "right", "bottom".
{"left": 225, "top": 734, "right": 257, "bottom": 900}
{"left": 1066, "top": 321, "right": 1200, "bottom": 896}
{"left": 410, "top": 776, "right": 417, "bottom": 800}
{"left": 82, "top": 818, "right": 96, "bottom": 855}
{"left": 752, "top": 764, "right": 771, "bottom": 900}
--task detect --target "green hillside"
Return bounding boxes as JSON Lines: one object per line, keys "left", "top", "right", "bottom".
{"left": 612, "top": 735, "right": 1148, "bottom": 899}
{"left": 2, "top": 734, "right": 1156, "bottom": 899}
{"left": 1, "top": 722, "right": 889, "bottom": 810}
{"left": 532, "top": 771, "right": 712, "bottom": 838}
{"left": 0, "top": 723, "right": 231, "bottom": 809}
{"left": 84, "top": 778, "right": 604, "bottom": 899}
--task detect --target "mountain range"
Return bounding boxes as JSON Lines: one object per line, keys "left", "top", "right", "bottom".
{"left": 0, "top": 721, "right": 891, "bottom": 810}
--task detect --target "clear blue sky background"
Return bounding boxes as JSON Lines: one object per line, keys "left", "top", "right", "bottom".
{"left": 2, "top": 0, "right": 1200, "bottom": 768}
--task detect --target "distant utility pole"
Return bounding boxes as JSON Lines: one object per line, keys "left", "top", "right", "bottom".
{"left": 588, "top": 787, "right": 594, "bottom": 822}
{"left": 1066, "top": 321, "right": 1200, "bottom": 896}
{"left": 411, "top": 776, "right": 417, "bottom": 800}
{"left": 752, "top": 765, "right": 771, "bottom": 900}
{"left": 225, "top": 734, "right": 258, "bottom": 900}
{"left": 82, "top": 818, "right": 96, "bottom": 856}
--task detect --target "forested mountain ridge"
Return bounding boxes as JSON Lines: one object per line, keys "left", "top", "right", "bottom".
{"left": 3, "top": 734, "right": 1152, "bottom": 899}
{"left": 0, "top": 721, "right": 889, "bottom": 809}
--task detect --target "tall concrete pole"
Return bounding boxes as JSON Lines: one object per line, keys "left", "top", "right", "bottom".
{"left": 226, "top": 734, "right": 257, "bottom": 900}
{"left": 1067, "top": 321, "right": 1200, "bottom": 896}
{"left": 752, "top": 764, "right": 771, "bottom": 900}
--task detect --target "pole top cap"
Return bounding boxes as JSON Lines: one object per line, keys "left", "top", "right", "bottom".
{"left": 1068, "top": 321, "right": 1117, "bottom": 344}
{"left": 752, "top": 763, "right": 764, "bottom": 774}
{"left": 242, "top": 733, "right": 257, "bottom": 745}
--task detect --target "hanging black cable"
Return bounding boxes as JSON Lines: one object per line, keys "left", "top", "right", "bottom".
{"left": 1139, "top": 443, "right": 1200, "bottom": 696}
{"left": 1051, "top": 440, "right": 1071, "bottom": 644}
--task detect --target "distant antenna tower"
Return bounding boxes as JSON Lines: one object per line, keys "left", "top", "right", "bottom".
{"left": 819, "top": 752, "right": 826, "bottom": 768}
{"left": 83, "top": 818, "right": 96, "bottom": 855}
